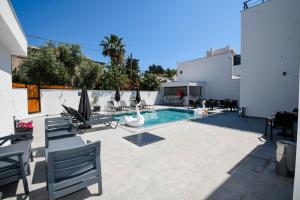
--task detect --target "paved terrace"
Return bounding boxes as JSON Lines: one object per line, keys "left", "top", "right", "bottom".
{"left": 1, "top": 112, "right": 294, "bottom": 200}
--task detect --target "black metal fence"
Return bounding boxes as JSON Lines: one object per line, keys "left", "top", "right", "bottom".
{"left": 243, "top": 0, "right": 269, "bottom": 10}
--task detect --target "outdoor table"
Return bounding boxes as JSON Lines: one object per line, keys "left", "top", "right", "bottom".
{"left": 45, "top": 136, "right": 85, "bottom": 157}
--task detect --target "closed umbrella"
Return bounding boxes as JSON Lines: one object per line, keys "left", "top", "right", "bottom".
{"left": 78, "top": 88, "right": 92, "bottom": 121}
{"left": 115, "top": 87, "right": 121, "bottom": 102}
{"left": 135, "top": 87, "right": 141, "bottom": 103}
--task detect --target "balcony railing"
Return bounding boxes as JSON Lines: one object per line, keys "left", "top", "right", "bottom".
{"left": 243, "top": 0, "right": 269, "bottom": 10}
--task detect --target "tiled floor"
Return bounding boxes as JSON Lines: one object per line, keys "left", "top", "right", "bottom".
{"left": 0, "top": 112, "right": 294, "bottom": 200}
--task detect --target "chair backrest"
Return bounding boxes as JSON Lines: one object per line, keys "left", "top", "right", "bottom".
{"left": 68, "top": 107, "right": 87, "bottom": 124}
{"left": 141, "top": 99, "right": 147, "bottom": 105}
{"left": 130, "top": 100, "right": 136, "bottom": 107}
{"left": 107, "top": 101, "right": 114, "bottom": 107}
{"left": 45, "top": 116, "right": 72, "bottom": 132}
{"left": 62, "top": 104, "right": 74, "bottom": 117}
{"left": 120, "top": 100, "right": 126, "bottom": 107}
{"left": 47, "top": 141, "right": 101, "bottom": 200}
{"left": 274, "top": 112, "right": 295, "bottom": 129}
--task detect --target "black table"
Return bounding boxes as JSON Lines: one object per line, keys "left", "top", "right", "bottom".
{"left": 45, "top": 136, "right": 85, "bottom": 157}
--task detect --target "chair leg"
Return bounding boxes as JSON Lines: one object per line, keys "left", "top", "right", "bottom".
{"left": 18, "top": 155, "right": 29, "bottom": 194}
{"left": 98, "top": 178, "right": 103, "bottom": 195}
{"left": 264, "top": 119, "right": 268, "bottom": 137}
{"left": 271, "top": 127, "right": 273, "bottom": 141}
{"left": 30, "top": 152, "right": 34, "bottom": 162}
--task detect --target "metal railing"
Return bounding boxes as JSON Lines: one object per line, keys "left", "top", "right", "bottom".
{"left": 243, "top": 0, "right": 269, "bottom": 10}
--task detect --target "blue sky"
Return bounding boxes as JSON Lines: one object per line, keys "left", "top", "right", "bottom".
{"left": 11, "top": 0, "right": 242, "bottom": 71}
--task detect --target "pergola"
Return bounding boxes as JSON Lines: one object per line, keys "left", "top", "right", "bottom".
{"left": 161, "top": 81, "right": 206, "bottom": 98}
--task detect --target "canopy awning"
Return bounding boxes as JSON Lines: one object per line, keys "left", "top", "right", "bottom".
{"left": 161, "top": 81, "right": 206, "bottom": 88}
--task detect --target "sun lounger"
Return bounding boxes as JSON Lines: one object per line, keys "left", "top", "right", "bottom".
{"left": 120, "top": 100, "right": 130, "bottom": 111}
{"left": 105, "top": 101, "right": 119, "bottom": 112}
{"left": 68, "top": 107, "right": 119, "bottom": 131}
{"left": 141, "top": 100, "right": 155, "bottom": 109}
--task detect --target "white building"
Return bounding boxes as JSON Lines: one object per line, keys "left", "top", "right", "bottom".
{"left": 161, "top": 46, "right": 240, "bottom": 103}
{"left": 239, "top": 0, "right": 300, "bottom": 118}
{"left": 0, "top": 0, "right": 27, "bottom": 137}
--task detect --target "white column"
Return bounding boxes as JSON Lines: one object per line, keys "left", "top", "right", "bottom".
{"left": 294, "top": 66, "right": 300, "bottom": 200}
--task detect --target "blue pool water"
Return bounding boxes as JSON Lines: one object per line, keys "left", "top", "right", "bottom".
{"left": 114, "top": 108, "right": 195, "bottom": 127}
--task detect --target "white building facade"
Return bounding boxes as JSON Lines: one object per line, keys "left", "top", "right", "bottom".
{"left": 239, "top": 0, "right": 300, "bottom": 118}
{"left": 0, "top": 0, "right": 27, "bottom": 137}
{"left": 165, "top": 46, "right": 240, "bottom": 101}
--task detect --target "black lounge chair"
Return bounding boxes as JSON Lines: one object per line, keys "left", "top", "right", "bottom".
{"left": 0, "top": 134, "right": 33, "bottom": 194}
{"left": 46, "top": 136, "right": 102, "bottom": 200}
{"left": 265, "top": 112, "right": 296, "bottom": 141}
{"left": 45, "top": 116, "right": 77, "bottom": 147}
{"left": 188, "top": 100, "right": 196, "bottom": 109}
{"left": 68, "top": 107, "right": 119, "bottom": 132}
{"left": 141, "top": 100, "right": 155, "bottom": 109}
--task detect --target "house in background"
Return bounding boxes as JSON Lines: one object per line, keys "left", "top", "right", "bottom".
{"left": 0, "top": 0, "right": 27, "bottom": 138}
{"left": 161, "top": 45, "right": 240, "bottom": 105}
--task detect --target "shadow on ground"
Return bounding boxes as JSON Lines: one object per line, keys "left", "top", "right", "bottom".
{"left": 206, "top": 141, "right": 294, "bottom": 200}
{"left": 191, "top": 111, "right": 265, "bottom": 134}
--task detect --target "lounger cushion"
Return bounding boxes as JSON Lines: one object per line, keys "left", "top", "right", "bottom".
{"left": 0, "top": 140, "right": 31, "bottom": 173}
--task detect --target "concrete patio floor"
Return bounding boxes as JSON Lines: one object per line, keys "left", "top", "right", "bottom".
{"left": 0, "top": 112, "right": 294, "bottom": 200}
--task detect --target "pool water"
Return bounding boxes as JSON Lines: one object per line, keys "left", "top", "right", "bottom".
{"left": 114, "top": 108, "right": 195, "bottom": 127}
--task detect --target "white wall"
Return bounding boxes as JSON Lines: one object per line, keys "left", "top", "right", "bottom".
{"left": 177, "top": 53, "right": 240, "bottom": 100}
{"left": 0, "top": 0, "right": 27, "bottom": 55}
{"left": 11, "top": 88, "right": 28, "bottom": 120}
{"left": 0, "top": 45, "right": 14, "bottom": 137}
{"left": 0, "top": 0, "right": 27, "bottom": 137}
{"left": 240, "top": 0, "right": 300, "bottom": 117}
{"left": 294, "top": 68, "right": 300, "bottom": 200}
{"left": 40, "top": 89, "right": 162, "bottom": 116}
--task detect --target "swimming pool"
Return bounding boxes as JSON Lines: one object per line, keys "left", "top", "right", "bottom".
{"left": 114, "top": 108, "right": 196, "bottom": 127}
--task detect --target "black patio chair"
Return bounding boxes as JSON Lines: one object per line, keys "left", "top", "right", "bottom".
{"left": 46, "top": 137, "right": 102, "bottom": 200}
{"left": 219, "top": 100, "right": 225, "bottom": 109}
{"left": 0, "top": 134, "right": 33, "bottom": 194}
{"left": 45, "top": 116, "right": 77, "bottom": 147}
{"left": 188, "top": 100, "right": 196, "bottom": 109}
{"left": 230, "top": 100, "right": 238, "bottom": 111}
{"left": 265, "top": 112, "right": 296, "bottom": 141}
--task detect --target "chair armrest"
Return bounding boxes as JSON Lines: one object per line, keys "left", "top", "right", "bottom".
{"left": 0, "top": 150, "right": 23, "bottom": 160}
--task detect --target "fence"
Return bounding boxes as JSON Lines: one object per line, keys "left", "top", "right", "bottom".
{"left": 12, "top": 87, "right": 163, "bottom": 119}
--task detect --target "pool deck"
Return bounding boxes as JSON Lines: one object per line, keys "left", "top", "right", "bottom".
{"left": 0, "top": 111, "right": 294, "bottom": 200}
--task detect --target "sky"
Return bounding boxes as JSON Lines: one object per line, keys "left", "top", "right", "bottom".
{"left": 11, "top": 0, "right": 242, "bottom": 71}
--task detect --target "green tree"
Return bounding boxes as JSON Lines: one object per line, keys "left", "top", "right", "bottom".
{"left": 145, "top": 64, "right": 164, "bottom": 75}
{"left": 165, "top": 68, "right": 177, "bottom": 79}
{"left": 100, "top": 66, "right": 129, "bottom": 90}
{"left": 125, "top": 54, "right": 140, "bottom": 89}
{"left": 56, "top": 43, "right": 82, "bottom": 84}
{"left": 100, "top": 34, "right": 125, "bottom": 66}
{"left": 21, "top": 44, "right": 65, "bottom": 84}
{"left": 140, "top": 73, "right": 160, "bottom": 91}
{"left": 74, "top": 58, "right": 103, "bottom": 89}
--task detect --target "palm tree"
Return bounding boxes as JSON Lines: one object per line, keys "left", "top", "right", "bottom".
{"left": 100, "top": 34, "right": 125, "bottom": 66}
